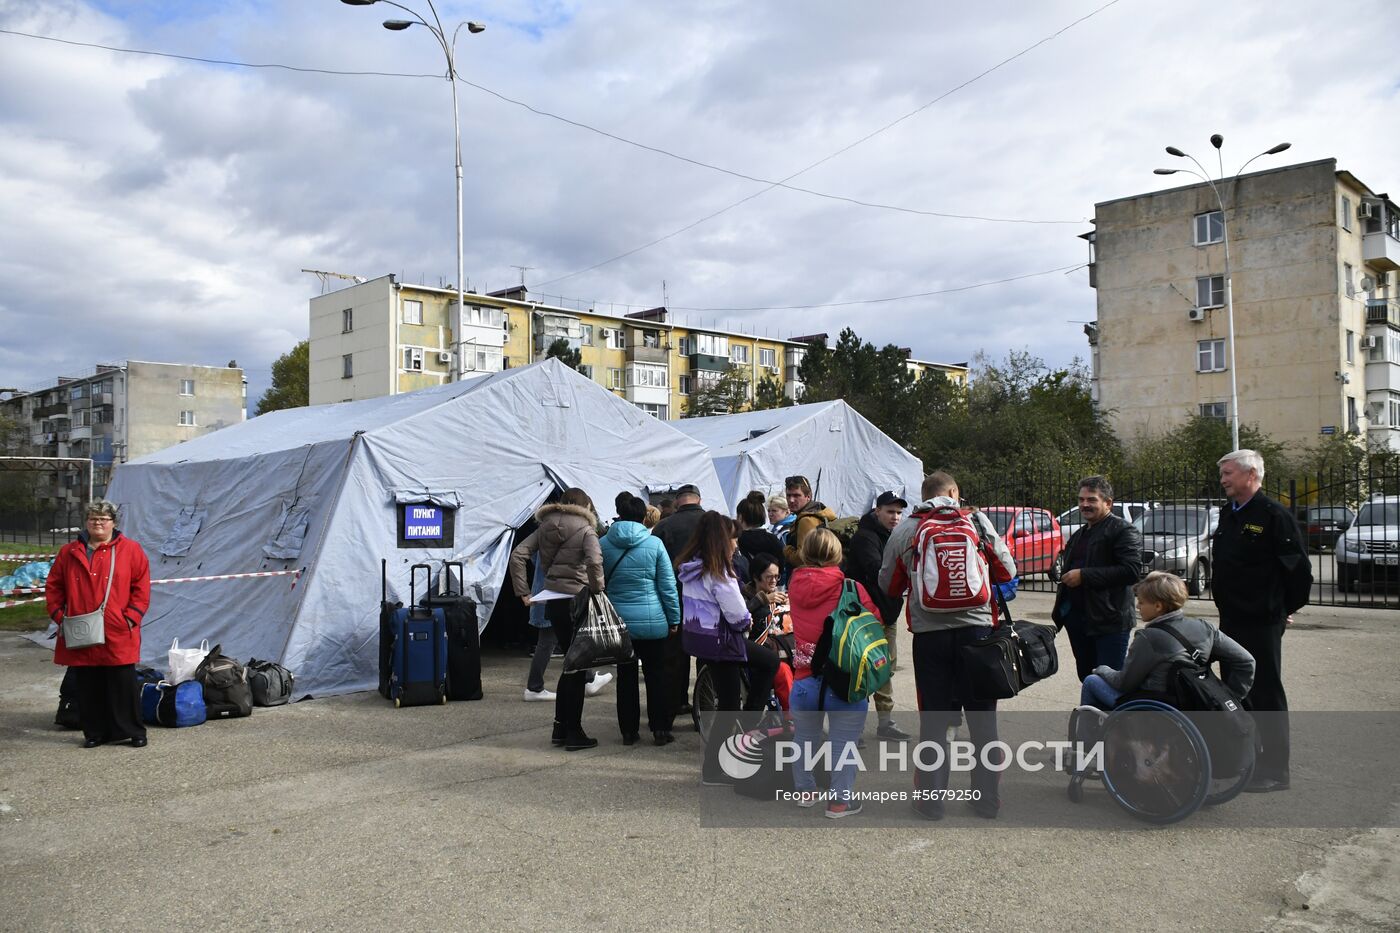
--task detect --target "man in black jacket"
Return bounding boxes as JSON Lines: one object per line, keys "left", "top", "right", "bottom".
{"left": 651, "top": 484, "right": 706, "bottom": 716}
{"left": 845, "top": 491, "right": 911, "bottom": 742}
{"left": 1052, "top": 476, "right": 1144, "bottom": 681}
{"left": 1212, "top": 449, "right": 1311, "bottom": 793}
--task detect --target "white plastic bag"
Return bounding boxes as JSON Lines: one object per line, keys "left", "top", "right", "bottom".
{"left": 168, "top": 638, "right": 210, "bottom": 684}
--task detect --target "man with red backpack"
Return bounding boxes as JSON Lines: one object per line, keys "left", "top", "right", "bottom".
{"left": 879, "top": 471, "right": 1016, "bottom": 820}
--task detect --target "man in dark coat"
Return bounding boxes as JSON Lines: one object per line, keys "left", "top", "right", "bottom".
{"left": 1212, "top": 449, "right": 1311, "bottom": 793}
{"left": 1053, "top": 475, "right": 1144, "bottom": 681}
{"left": 844, "top": 490, "right": 911, "bottom": 741}
{"left": 651, "top": 483, "right": 706, "bottom": 716}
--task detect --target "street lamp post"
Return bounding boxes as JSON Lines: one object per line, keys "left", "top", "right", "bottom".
{"left": 342, "top": 0, "right": 484, "bottom": 382}
{"left": 1154, "top": 136, "right": 1291, "bottom": 452}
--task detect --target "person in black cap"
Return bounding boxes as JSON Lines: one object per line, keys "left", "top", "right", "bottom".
{"left": 844, "top": 490, "right": 912, "bottom": 741}
{"left": 651, "top": 483, "right": 705, "bottom": 717}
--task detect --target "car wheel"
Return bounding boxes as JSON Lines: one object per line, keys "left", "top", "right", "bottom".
{"left": 1186, "top": 560, "right": 1205, "bottom": 597}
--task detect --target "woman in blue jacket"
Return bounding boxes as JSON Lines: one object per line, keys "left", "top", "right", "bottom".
{"left": 601, "top": 492, "right": 681, "bottom": 746}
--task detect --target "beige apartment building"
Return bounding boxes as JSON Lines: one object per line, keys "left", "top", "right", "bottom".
{"left": 310, "top": 275, "right": 971, "bottom": 417}
{"left": 0, "top": 361, "right": 246, "bottom": 509}
{"left": 1083, "top": 158, "right": 1400, "bottom": 450}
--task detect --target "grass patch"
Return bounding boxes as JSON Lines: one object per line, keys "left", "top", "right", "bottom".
{"left": 0, "top": 600, "right": 51, "bottom": 632}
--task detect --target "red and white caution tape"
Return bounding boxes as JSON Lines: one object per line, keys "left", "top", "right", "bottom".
{"left": 0, "top": 587, "right": 45, "bottom": 597}
{"left": 152, "top": 569, "right": 302, "bottom": 585}
{"left": 0, "top": 554, "right": 57, "bottom": 561}
{"left": 0, "top": 596, "right": 44, "bottom": 610}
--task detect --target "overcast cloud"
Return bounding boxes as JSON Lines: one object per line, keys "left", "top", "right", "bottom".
{"left": 2, "top": 0, "right": 1398, "bottom": 406}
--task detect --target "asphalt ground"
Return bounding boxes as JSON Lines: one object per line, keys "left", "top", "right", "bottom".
{"left": 2, "top": 592, "right": 1397, "bottom": 932}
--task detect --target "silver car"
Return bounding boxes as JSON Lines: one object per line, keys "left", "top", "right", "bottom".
{"left": 1336, "top": 496, "right": 1400, "bottom": 592}
{"left": 1136, "top": 504, "right": 1219, "bottom": 596}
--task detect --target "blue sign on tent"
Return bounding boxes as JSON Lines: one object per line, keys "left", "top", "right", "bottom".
{"left": 404, "top": 505, "right": 444, "bottom": 539}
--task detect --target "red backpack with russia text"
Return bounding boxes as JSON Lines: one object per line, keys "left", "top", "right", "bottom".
{"left": 911, "top": 506, "right": 1001, "bottom": 612}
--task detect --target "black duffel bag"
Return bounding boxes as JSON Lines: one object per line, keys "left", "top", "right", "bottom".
{"left": 957, "top": 586, "right": 1025, "bottom": 701}
{"left": 1014, "top": 621, "right": 1059, "bottom": 688}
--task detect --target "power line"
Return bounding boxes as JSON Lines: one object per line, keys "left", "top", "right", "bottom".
{"left": 667, "top": 263, "right": 1086, "bottom": 312}
{"left": 532, "top": 0, "right": 1123, "bottom": 287}
{"left": 0, "top": 25, "right": 1085, "bottom": 228}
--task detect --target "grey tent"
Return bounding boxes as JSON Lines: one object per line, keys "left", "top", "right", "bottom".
{"left": 104, "top": 359, "right": 726, "bottom": 698}
{"left": 669, "top": 400, "right": 923, "bottom": 517}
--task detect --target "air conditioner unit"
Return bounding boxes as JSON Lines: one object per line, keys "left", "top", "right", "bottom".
{"left": 1361, "top": 335, "right": 1379, "bottom": 350}
{"left": 1187, "top": 307, "right": 1208, "bottom": 323}
{"left": 437, "top": 351, "right": 452, "bottom": 364}
{"left": 1357, "top": 202, "right": 1375, "bottom": 220}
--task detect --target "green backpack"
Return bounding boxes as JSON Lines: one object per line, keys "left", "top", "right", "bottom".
{"left": 827, "top": 580, "right": 893, "bottom": 703}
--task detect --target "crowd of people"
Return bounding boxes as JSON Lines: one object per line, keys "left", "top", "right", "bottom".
{"left": 508, "top": 448, "right": 1312, "bottom": 819}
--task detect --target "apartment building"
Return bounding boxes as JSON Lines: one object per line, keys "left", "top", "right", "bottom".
{"left": 1083, "top": 159, "right": 1400, "bottom": 450}
{"left": 310, "top": 275, "right": 820, "bottom": 417}
{"left": 0, "top": 361, "right": 246, "bottom": 507}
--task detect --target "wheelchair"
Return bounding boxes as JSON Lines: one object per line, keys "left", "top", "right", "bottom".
{"left": 691, "top": 617, "right": 793, "bottom": 742}
{"left": 1066, "top": 696, "right": 1256, "bottom": 825}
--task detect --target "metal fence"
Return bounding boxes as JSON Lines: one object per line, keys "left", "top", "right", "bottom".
{"left": 0, "top": 505, "right": 87, "bottom": 548}
{"left": 964, "top": 463, "right": 1400, "bottom": 610}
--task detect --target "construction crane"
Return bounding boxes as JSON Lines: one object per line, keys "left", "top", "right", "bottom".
{"left": 301, "top": 269, "right": 367, "bottom": 294}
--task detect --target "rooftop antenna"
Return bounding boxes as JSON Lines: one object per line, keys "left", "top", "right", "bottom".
{"left": 301, "top": 268, "right": 367, "bottom": 294}
{"left": 662, "top": 279, "right": 668, "bottom": 307}
{"left": 510, "top": 265, "right": 535, "bottom": 287}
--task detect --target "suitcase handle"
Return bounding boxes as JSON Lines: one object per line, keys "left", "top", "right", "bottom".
{"left": 441, "top": 561, "right": 465, "bottom": 598}
{"left": 382, "top": 558, "right": 388, "bottom": 604}
{"left": 410, "top": 563, "right": 431, "bottom": 607}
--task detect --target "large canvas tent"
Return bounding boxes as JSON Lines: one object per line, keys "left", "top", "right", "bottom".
{"left": 670, "top": 400, "right": 923, "bottom": 518}
{"left": 104, "top": 359, "right": 726, "bottom": 699}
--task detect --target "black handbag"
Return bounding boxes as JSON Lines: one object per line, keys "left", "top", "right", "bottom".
{"left": 957, "top": 587, "right": 1023, "bottom": 701}
{"left": 1013, "top": 621, "right": 1059, "bottom": 688}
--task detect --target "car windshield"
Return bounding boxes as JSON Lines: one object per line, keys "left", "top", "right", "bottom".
{"left": 1136, "top": 508, "right": 1209, "bottom": 535}
{"left": 1356, "top": 503, "right": 1400, "bottom": 526}
{"left": 1306, "top": 507, "right": 1350, "bottom": 522}
{"left": 986, "top": 511, "right": 1013, "bottom": 536}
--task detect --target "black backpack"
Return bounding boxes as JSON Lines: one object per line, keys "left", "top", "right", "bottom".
{"left": 56, "top": 666, "right": 163, "bottom": 729}
{"left": 194, "top": 645, "right": 253, "bottom": 719}
{"left": 1158, "top": 622, "right": 1255, "bottom": 774}
{"left": 246, "top": 659, "right": 295, "bottom": 707}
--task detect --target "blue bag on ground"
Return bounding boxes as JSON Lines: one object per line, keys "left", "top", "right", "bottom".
{"left": 142, "top": 680, "right": 206, "bottom": 727}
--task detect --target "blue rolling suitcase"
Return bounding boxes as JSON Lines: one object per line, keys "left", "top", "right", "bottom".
{"left": 383, "top": 562, "right": 448, "bottom": 708}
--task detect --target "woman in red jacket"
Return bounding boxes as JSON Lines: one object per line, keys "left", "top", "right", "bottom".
{"left": 46, "top": 500, "right": 151, "bottom": 748}
{"left": 788, "top": 528, "right": 882, "bottom": 819}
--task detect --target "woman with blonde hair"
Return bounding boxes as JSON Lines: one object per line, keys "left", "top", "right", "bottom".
{"left": 787, "top": 528, "right": 882, "bottom": 818}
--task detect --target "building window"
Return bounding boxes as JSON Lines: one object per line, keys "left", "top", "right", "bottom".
{"left": 403, "top": 347, "right": 424, "bottom": 372}
{"left": 694, "top": 333, "right": 729, "bottom": 357}
{"left": 402, "top": 299, "right": 423, "bottom": 325}
{"left": 678, "top": 374, "right": 692, "bottom": 395}
{"left": 1195, "top": 275, "right": 1225, "bottom": 309}
{"left": 342, "top": 308, "right": 353, "bottom": 333}
{"left": 642, "top": 330, "right": 660, "bottom": 349}
{"left": 626, "top": 363, "right": 668, "bottom": 388}
{"left": 579, "top": 364, "right": 594, "bottom": 379}
{"left": 1389, "top": 392, "right": 1400, "bottom": 428}
{"left": 178, "top": 378, "right": 195, "bottom": 396}
{"left": 604, "top": 328, "right": 626, "bottom": 350}
{"left": 503, "top": 313, "right": 511, "bottom": 334}
{"left": 1199, "top": 402, "right": 1227, "bottom": 421}
{"left": 635, "top": 402, "right": 668, "bottom": 419}
{"left": 342, "top": 354, "right": 353, "bottom": 379}
{"left": 1341, "top": 197, "right": 1353, "bottom": 232}
{"left": 608, "top": 367, "right": 624, "bottom": 389}
{"left": 467, "top": 305, "right": 502, "bottom": 328}
{"left": 695, "top": 369, "right": 724, "bottom": 392}
{"left": 1347, "top": 329, "right": 1355, "bottom": 364}
{"left": 1193, "top": 210, "right": 1224, "bottom": 246}
{"left": 1196, "top": 339, "right": 1226, "bottom": 373}
{"left": 580, "top": 324, "right": 594, "bottom": 346}
{"left": 178, "top": 410, "right": 196, "bottom": 426}
{"left": 759, "top": 347, "right": 777, "bottom": 369}
{"left": 677, "top": 337, "right": 690, "bottom": 356}
{"left": 730, "top": 344, "right": 750, "bottom": 364}
{"left": 1348, "top": 396, "right": 1359, "bottom": 432}
{"left": 1344, "top": 263, "right": 1355, "bottom": 298}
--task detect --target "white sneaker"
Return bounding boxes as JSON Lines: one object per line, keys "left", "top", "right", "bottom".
{"left": 584, "top": 671, "right": 614, "bottom": 696}
{"left": 795, "top": 791, "right": 820, "bottom": 809}
{"left": 523, "top": 688, "right": 556, "bottom": 702}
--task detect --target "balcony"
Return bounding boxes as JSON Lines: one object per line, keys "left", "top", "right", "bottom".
{"left": 625, "top": 344, "right": 670, "bottom": 365}
{"left": 1365, "top": 231, "right": 1400, "bottom": 272}
{"left": 69, "top": 425, "right": 92, "bottom": 441}
{"left": 34, "top": 402, "right": 68, "bottom": 418}
{"left": 1367, "top": 298, "right": 1400, "bottom": 328}
{"left": 690, "top": 352, "right": 730, "bottom": 373}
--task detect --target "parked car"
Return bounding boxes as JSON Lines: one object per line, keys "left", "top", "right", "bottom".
{"left": 1135, "top": 504, "right": 1218, "bottom": 596}
{"left": 981, "top": 507, "right": 1061, "bottom": 579}
{"left": 1055, "top": 501, "right": 1156, "bottom": 549}
{"left": 1300, "top": 505, "right": 1354, "bottom": 552}
{"left": 1336, "top": 496, "right": 1400, "bottom": 592}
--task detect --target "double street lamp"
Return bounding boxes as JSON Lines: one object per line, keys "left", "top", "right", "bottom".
{"left": 1154, "top": 135, "right": 1291, "bottom": 451}
{"left": 342, "top": 0, "right": 484, "bottom": 381}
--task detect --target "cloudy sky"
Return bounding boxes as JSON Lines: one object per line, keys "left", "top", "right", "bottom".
{"left": 2, "top": 0, "right": 1397, "bottom": 407}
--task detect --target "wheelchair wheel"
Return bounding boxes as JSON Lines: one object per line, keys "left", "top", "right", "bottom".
{"left": 1100, "top": 700, "right": 1212, "bottom": 825}
{"left": 1203, "top": 725, "right": 1256, "bottom": 807}
{"left": 691, "top": 665, "right": 749, "bottom": 742}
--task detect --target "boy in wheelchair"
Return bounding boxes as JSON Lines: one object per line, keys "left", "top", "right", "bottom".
{"left": 1080, "top": 572, "right": 1255, "bottom": 710}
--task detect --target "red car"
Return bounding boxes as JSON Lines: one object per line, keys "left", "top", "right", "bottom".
{"left": 981, "top": 507, "right": 1062, "bottom": 579}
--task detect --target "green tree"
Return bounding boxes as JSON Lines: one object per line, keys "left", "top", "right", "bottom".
{"left": 1123, "top": 414, "right": 1285, "bottom": 490}
{"left": 0, "top": 411, "right": 40, "bottom": 523}
{"left": 255, "top": 339, "right": 309, "bottom": 416}
{"left": 752, "top": 373, "right": 786, "bottom": 411}
{"left": 544, "top": 337, "right": 583, "bottom": 371}
{"left": 686, "top": 367, "right": 751, "bottom": 417}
